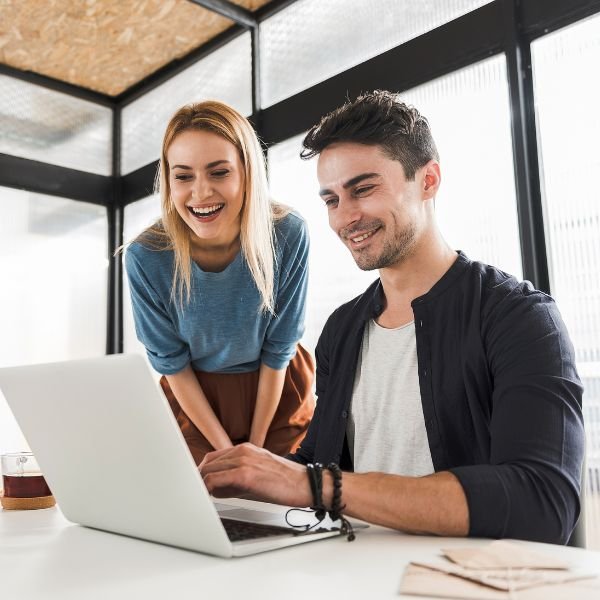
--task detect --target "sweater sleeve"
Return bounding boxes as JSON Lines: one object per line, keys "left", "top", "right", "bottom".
{"left": 261, "top": 214, "right": 309, "bottom": 370}
{"left": 124, "top": 246, "right": 191, "bottom": 375}
{"left": 450, "top": 286, "right": 584, "bottom": 544}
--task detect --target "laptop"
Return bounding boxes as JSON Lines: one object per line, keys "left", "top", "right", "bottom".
{"left": 0, "top": 354, "right": 346, "bottom": 557}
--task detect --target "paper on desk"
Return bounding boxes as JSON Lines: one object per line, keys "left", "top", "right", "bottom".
{"left": 400, "top": 564, "right": 600, "bottom": 600}
{"left": 410, "top": 558, "right": 593, "bottom": 591}
{"left": 442, "top": 540, "right": 569, "bottom": 570}
{"left": 399, "top": 540, "right": 600, "bottom": 599}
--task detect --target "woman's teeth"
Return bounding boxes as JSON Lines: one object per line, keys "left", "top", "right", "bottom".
{"left": 189, "top": 204, "right": 224, "bottom": 216}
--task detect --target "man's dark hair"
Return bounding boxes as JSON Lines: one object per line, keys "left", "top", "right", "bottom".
{"left": 301, "top": 90, "right": 439, "bottom": 180}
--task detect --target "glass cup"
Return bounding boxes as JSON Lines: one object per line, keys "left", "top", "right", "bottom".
{"left": 1, "top": 452, "right": 52, "bottom": 499}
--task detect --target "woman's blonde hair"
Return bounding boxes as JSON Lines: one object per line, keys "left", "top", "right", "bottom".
{"left": 138, "top": 100, "right": 288, "bottom": 313}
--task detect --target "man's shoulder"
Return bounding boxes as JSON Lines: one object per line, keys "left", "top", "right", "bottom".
{"left": 464, "top": 258, "right": 556, "bottom": 326}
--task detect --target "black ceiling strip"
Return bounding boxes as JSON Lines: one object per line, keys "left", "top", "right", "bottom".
{"left": 115, "top": 25, "right": 245, "bottom": 107}
{"left": 259, "top": 1, "right": 504, "bottom": 147}
{"left": 0, "top": 63, "right": 115, "bottom": 108}
{"left": 122, "top": 161, "right": 159, "bottom": 206}
{"left": 520, "top": 0, "right": 600, "bottom": 39}
{"left": 0, "top": 153, "right": 112, "bottom": 205}
{"left": 188, "top": 0, "right": 257, "bottom": 28}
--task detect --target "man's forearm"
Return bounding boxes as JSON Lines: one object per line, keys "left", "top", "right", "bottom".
{"left": 201, "top": 445, "right": 469, "bottom": 536}
{"left": 322, "top": 470, "right": 469, "bottom": 536}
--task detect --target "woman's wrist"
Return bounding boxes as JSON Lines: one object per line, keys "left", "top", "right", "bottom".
{"left": 248, "top": 429, "right": 266, "bottom": 448}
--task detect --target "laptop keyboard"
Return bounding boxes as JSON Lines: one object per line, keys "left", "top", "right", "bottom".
{"left": 220, "top": 517, "right": 304, "bottom": 542}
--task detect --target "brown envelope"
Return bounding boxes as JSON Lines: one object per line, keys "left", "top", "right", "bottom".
{"left": 399, "top": 540, "right": 600, "bottom": 599}
{"left": 400, "top": 564, "right": 600, "bottom": 599}
{"left": 442, "top": 540, "right": 569, "bottom": 570}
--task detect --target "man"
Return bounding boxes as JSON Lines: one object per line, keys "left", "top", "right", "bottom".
{"left": 200, "top": 91, "right": 584, "bottom": 544}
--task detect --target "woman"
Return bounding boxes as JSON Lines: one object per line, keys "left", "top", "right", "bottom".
{"left": 125, "top": 100, "right": 314, "bottom": 465}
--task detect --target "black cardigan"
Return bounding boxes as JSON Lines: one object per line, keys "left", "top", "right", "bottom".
{"left": 289, "top": 252, "right": 584, "bottom": 544}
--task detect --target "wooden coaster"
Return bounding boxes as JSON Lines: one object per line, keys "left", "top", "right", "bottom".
{"left": 0, "top": 489, "right": 56, "bottom": 510}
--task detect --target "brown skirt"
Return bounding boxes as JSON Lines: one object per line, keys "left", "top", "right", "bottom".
{"left": 159, "top": 345, "right": 315, "bottom": 465}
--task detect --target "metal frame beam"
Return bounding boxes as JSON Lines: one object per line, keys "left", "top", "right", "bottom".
{"left": 188, "top": 0, "right": 257, "bottom": 28}
{"left": 521, "top": 0, "right": 600, "bottom": 39}
{"left": 106, "top": 105, "right": 124, "bottom": 355}
{"left": 0, "top": 153, "right": 111, "bottom": 204}
{"left": 0, "top": 63, "right": 115, "bottom": 108}
{"left": 503, "top": 0, "right": 550, "bottom": 292}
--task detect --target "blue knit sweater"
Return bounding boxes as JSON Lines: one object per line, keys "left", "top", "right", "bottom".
{"left": 125, "top": 212, "right": 309, "bottom": 375}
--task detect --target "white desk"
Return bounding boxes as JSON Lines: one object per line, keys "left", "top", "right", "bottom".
{"left": 2, "top": 503, "right": 599, "bottom": 600}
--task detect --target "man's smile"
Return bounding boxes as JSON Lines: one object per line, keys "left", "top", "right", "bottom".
{"left": 345, "top": 226, "right": 382, "bottom": 248}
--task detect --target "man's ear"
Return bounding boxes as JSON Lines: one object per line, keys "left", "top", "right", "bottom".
{"left": 421, "top": 160, "right": 441, "bottom": 200}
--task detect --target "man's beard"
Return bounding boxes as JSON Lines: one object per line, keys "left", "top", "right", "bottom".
{"left": 349, "top": 220, "right": 417, "bottom": 271}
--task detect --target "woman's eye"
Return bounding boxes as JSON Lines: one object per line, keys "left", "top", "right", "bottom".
{"left": 211, "top": 169, "right": 229, "bottom": 177}
{"left": 174, "top": 174, "right": 192, "bottom": 181}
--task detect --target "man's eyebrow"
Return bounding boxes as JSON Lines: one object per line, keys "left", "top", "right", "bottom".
{"left": 318, "top": 172, "right": 381, "bottom": 197}
{"left": 170, "top": 159, "right": 232, "bottom": 170}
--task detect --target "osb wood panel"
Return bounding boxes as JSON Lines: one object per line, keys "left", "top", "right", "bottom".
{"left": 0, "top": 0, "right": 270, "bottom": 96}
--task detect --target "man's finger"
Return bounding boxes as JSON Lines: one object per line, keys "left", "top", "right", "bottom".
{"left": 203, "top": 467, "right": 253, "bottom": 496}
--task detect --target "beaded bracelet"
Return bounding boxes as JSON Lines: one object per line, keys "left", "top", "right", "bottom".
{"left": 326, "top": 463, "right": 355, "bottom": 542}
{"left": 306, "top": 462, "right": 327, "bottom": 520}
{"left": 285, "top": 462, "right": 355, "bottom": 541}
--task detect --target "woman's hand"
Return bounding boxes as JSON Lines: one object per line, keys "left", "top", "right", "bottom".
{"left": 200, "top": 443, "right": 312, "bottom": 507}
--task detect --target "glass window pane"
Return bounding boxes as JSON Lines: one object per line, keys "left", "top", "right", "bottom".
{"left": 401, "top": 55, "right": 522, "bottom": 278}
{"left": 122, "top": 33, "right": 252, "bottom": 175}
{"left": 0, "top": 187, "right": 108, "bottom": 453}
{"left": 260, "top": 0, "right": 492, "bottom": 107}
{"left": 0, "top": 75, "right": 112, "bottom": 175}
{"left": 123, "top": 195, "right": 162, "bottom": 361}
{"left": 268, "top": 134, "right": 376, "bottom": 355}
{"left": 532, "top": 14, "right": 600, "bottom": 550}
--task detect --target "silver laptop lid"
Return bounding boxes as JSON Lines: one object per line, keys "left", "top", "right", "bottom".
{"left": 0, "top": 354, "right": 233, "bottom": 557}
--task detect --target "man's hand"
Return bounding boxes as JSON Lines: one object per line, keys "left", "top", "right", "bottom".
{"left": 200, "top": 443, "right": 312, "bottom": 507}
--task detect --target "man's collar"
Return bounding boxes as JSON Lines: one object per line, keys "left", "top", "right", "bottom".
{"left": 364, "top": 251, "right": 471, "bottom": 319}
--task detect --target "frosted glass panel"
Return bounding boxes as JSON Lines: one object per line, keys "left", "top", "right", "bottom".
{"left": 268, "top": 134, "right": 376, "bottom": 355}
{"left": 0, "top": 187, "right": 108, "bottom": 453}
{"left": 260, "top": 0, "right": 492, "bottom": 107}
{"left": 0, "top": 75, "right": 112, "bottom": 175}
{"left": 401, "top": 55, "right": 522, "bottom": 279}
{"left": 533, "top": 14, "right": 600, "bottom": 550}
{"left": 123, "top": 195, "right": 162, "bottom": 361}
{"left": 122, "top": 33, "right": 252, "bottom": 175}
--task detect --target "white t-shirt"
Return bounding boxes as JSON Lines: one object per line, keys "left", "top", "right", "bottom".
{"left": 347, "top": 319, "right": 435, "bottom": 477}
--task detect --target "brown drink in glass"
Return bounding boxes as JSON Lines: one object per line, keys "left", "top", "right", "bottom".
{"left": 1, "top": 452, "right": 53, "bottom": 498}
{"left": 3, "top": 473, "right": 52, "bottom": 498}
